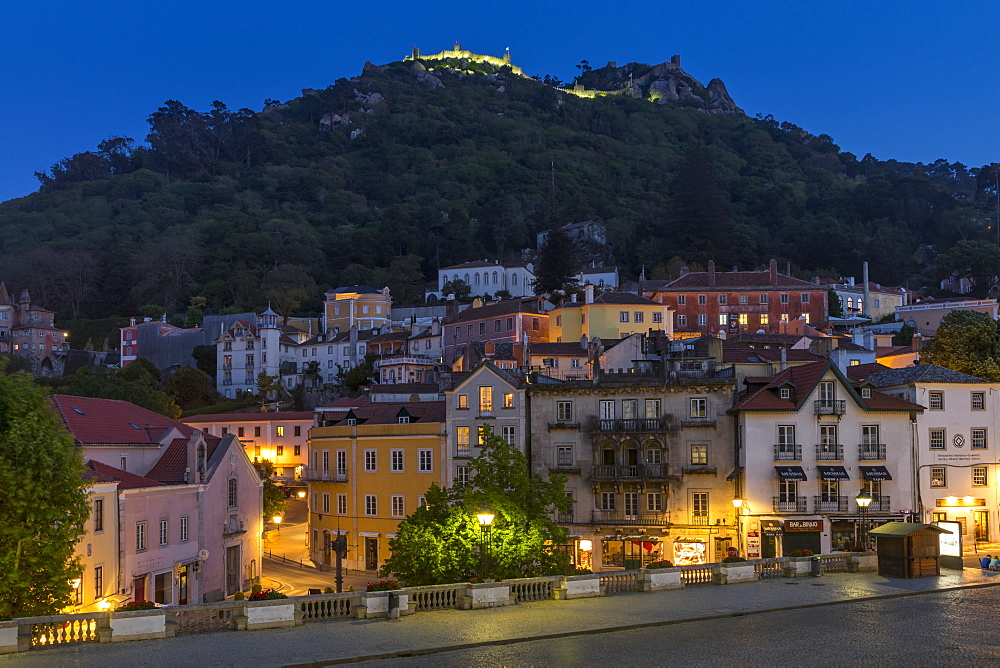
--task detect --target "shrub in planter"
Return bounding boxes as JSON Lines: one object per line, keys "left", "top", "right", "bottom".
{"left": 645, "top": 560, "right": 674, "bottom": 569}
{"left": 722, "top": 556, "right": 748, "bottom": 563}
{"left": 567, "top": 567, "right": 593, "bottom": 575}
{"left": 247, "top": 588, "right": 288, "bottom": 601}
{"left": 323, "top": 586, "right": 335, "bottom": 594}
{"left": 366, "top": 579, "right": 402, "bottom": 592}
{"left": 116, "top": 600, "right": 157, "bottom": 612}
{"left": 251, "top": 584, "right": 263, "bottom": 594}
{"left": 233, "top": 591, "right": 246, "bottom": 601}
{"left": 789, "top": 549, "right": 814, "bottom": 557}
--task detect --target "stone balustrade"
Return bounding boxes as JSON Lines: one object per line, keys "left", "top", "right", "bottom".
{"left": 0, "top": 552, "right": 877, "bottom": 654}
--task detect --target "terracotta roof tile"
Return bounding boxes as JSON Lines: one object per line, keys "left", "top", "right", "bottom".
{"left": 48, "top": 395, "right": 193, "bottom": 446}
{"left": 84, "top": 460, "right": 164, "bottom": 490}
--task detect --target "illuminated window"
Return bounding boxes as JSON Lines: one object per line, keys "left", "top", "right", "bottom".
{"left": 479, "top": 386, "right": 493, "bottom": 412}
{"left": 738, "top": 314, "right": 748, "bottom": 325}
{"left": 503, "top": 393, "right": 514, "bottom": 408}
{"left": 760, "top": 314, "right": 769, "bottom": 325}
{"left": 930, "top": 467, "right": 946, "bottom": 488}
{"left": 973, "top": 466, "right": 988, "bottom": 487}
{"left": 457, "top": 394, "right": 468, "bottom": 409}
{"left": 457, "top": 427, "right": 470, "bottom": 447}
{"left": 690, "top": 444, "right": 708, "bottom": 465}
{"left": 276, "top": 426, "right": 284, "bottom": 437}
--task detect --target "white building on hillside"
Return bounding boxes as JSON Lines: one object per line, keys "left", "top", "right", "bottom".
{"left": 428, "top": 260, "right": 535, "bottom": 301}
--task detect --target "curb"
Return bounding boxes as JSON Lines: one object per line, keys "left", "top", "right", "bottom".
{"left": 282, "top": 579, "right": 1000, "bottom": 667}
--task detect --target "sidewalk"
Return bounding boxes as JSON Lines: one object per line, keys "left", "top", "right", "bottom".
{"left": 7, "top": 567, "right": 999, "bottom": 667}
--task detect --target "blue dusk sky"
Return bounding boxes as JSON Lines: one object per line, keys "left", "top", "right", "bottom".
{"left": 1, "top": 1, "right": 997, "bottom": 203}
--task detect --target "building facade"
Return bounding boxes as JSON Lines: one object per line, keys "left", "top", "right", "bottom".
{"left": 323, "top": 286, "right": 392, "bottom": 333}
{"left": 550, "top": 289, "right": 672, "bottom": 343}
{"left": 443, "top": 298, "right": 550, "bottom": 366}
{"left": 430, "top": 260, "right": 536, "bottom": 301}
{"left": 0, "top": 284, "right": 68, "bottom": 376}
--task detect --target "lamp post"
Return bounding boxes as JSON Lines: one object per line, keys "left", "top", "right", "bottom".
{"left": 855, "top": 491, "right": 872, "bottom": 550}
{"left": 272, "top": 515, "right": 283, "bottom": 532}
{"left": 732, "top": 497, "right": 745, "bottom": 556}
{"left": 297, "top": 490, "right": 307, "bottom": 499}
{"left": 476, "top": 507, "right": 495, "bottom": 579}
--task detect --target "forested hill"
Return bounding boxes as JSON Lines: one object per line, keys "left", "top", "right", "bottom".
{"left": 0, "top": 51, "right": 995, "bottom": 322}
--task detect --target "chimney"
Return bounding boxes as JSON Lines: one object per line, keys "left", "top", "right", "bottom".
{"left": 707, "top": 338, "right": 723, "bottom": 365}
{"left": 913, "top": 332, "right": 923, "bottom": 352}
{"left": 769, "top": 259, "right": 778, "bottom": 286}
{"left": 708, "top": 260, "right": 716, "bottom": 287}
{"left": 585, "top": 284, "right": 595, "bottom": 304}
{"left": 679, "top": 266, "right": 689, "bottom": 277}
{"left": 862, "top": 261, "right": 871, "bottom": 319}
{"left": 780, "top": 347, "right": 787, "bottom": 371}
{"left": 571, "top": 293, "right": 578, "bottom": 303}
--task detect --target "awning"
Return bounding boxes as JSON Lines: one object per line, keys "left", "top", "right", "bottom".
{"left": 761, "top": 520, "right": 784, "bottom": 535}
{"left": 775, "top": 466, "right": 807, "bottom": 481}
{"left": 726, "top": 466, "right": 744, "bottom": 482}
{"left": 818, "top": 466, "right": 850, "bottom": 481}
{"left": 860, "top": 466, "right": 892, "bottom": 481}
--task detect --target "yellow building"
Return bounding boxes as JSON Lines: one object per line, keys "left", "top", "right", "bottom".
{"left": 324, "top": 285, "right": 392, "bottom": 333}
{"left": 551, "top": 290, "right": 673, "bottom": 343}
{"left": 306, "top": 401, "right": 446, "bottom": 572}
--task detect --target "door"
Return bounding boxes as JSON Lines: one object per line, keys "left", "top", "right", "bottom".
{"left": 178, "top": 566, "right": 189, "bottom": 605}
{"left": 623, "top": 492, "right": 639, "bottom": 519}
{"left": 133, "top": 576, "right": 146, "bottom": 602}
{"left": 226, "top": 545, "right": 241, "bottom": 596}
{"left": 782, "top": 532, "right": 821, "bottom": 555}
{"left": 974, "top": 511, "right": 990, "bottom": 542}
{"left": 365, "top": 537, "right": 379, "bottom": 570}
{"left": 762, "top": 535, "right": 778, "bottom": 558}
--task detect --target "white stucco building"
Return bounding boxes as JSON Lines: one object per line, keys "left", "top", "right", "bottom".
{"left": 428, "top": 260, "right": 536, "bottom": 301}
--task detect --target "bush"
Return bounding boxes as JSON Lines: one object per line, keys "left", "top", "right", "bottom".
{"left": 116, "top": 600, "right": 157, "bottom": 612}
{"left": 722, "top": 556, "right": 748, "bottom": 563}
{"left": 645, "top": 560, "right": 674, "bottom": 569}
{"left": 323, "top": 586, "right": 335, "bottom": 594}
{"left": 566, "top": 566, "right": 593, "bottom": 575}
{"left": 251, "top": 584, "right": 263, "bottom": 594}
{"left": 366, "top": 579, "right": 402, "bottom": 592}
{"left": 789, "top": 549, "right": 814, "bottom": 557}
{"left": 247, "top": 588, "right": 288, "bottom": 601}
{"left": 233, "top": 591, "right": 245, "bottom": 600}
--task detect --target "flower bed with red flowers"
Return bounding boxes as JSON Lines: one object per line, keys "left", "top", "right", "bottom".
{"left": 116, "top": 600, "right": 157, "bottom": 612}
{"left": 366, "top": 579, "right": 402, "bottom": 592}
{"left": 247, "top": 588, "right": 288, "bottom": 601}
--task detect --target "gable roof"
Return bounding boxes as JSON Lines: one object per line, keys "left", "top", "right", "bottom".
{"left": 592, "top": 292, "right": 660, "bottom": 306}
{"left": 659, "top": 270, "right": 818, "bottom": 290}
{"left": 323, "top": 401, "right": 446, "bottom": 426}
{"left": 48, "top": 395, "right": 194, "bottom": 446}
{"left": 84, "top": 459, "right": 164, "bottom": 490}
{"left": 454, "top": 298, "right": 545, "bottom": 323}
{"left": 325, "top": 285, "right": 384, "bottom": 296}
{"left": 867, "top": 364, "right": 990, "bottom": 386}
{"left": 441, "top": 260, "right": 503, "bottom": 271}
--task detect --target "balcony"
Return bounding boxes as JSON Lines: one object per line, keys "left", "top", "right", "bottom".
{"left": 772, "top": 496, "right": 807, "bottom": 513}
{"left": 773, "top": 444, "right": 802, "bottom": 461}
{"left": 590, "top": 418, "right": 671, "bottom": 433}
{"left": 813, "top": 496, "right": 848, "bottom": 513}
{"left": 557, "top": 511, "right": 574, "bottom": 523}
{"left": 869, "top": 495, "right": 891, "bottom": 512}
{"left": 479, "top": 409, "right": 494, "bottom": 419}
{"left": 814, "top": 400, "right": 846, "bottom": 416}
{"left": 681, "top": 466, "right": 718, "bottom": 475}
{"left": 591, "top": 510, "right": 670, "bottom": 526}
{"left": 815, "top": 444, "right": 844, "bottom": 461}
{"left": 223, "top": 517, "right": 246, "bottom": 537}
{"left": 858, "top": 443, "right": 887, "bottom": 461}
{"left": 590, "top": 464, "right": 667, "bottom": 480}
{"left": 679, "top": 418, "right": 716, "bottom": 428}
{"left": 301, "top": 468, "right": 348, "bottom": 483}
{"left": 454, "top": 446, "right": 473, "bottom": 459}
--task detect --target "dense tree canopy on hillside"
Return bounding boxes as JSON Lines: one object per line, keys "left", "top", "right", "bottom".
{"left": 3, "top": 57, "right": 999, "bottom": 321}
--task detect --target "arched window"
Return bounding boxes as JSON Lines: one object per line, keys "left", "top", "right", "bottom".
{"left": 623, "top": 442, "right": 639, "bottom": 466}
{"left": 493, "top": 271, "right": 498, "bottom": 284}
{"left": 600, "top": 441, "right": 615, "bottom": 466}
{"left": 846, "top": 297, "right": 854, "bottom": 311}
{"left": 483, "top": 272, "right": 489, "bottom": 285}
{"left": 441, "top": 274, "right": 449, "bottom": 289}
{"left": 228, "top": 478, "right": 238, "bottom": 508}
{"left": 475, "top": 273, "right": 481, "bottom": 285}
{"left": 464, "top": 273, "right": 470, "bottom": 284}
{"left": 644, "top": 441, "right": 662, "bottom": 465}
{"left": 512, "top": 273, "right": 518, "bottom": 286}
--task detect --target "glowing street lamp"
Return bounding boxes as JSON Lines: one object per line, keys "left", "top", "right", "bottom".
{"left": 855, "top": 491, "right": 873, "bottom": 550}
{"left": 731, "top": 498, "right": 745, "bottom": 556}
{"left": 297, "top": 490, "right": 307, "bottom": 499}
{"left": 273, "top": 515, "right": 283, "bottom": 532}
{"left": 476, "top": 507, "right": 495, "bottom": 578}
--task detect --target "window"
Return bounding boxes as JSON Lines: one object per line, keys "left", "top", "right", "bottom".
{"left": 238, "top": 427, "right": 245, "bottom": 438}
{"left": 556, "top": 401, "right": 573, "bottom": 422}
{"left": 503, "top": 392, "right": 514, "bottom": 408}
{"left": 495, "top": 319, "right": 502, "bottom": 332}
{"left": 972, "top": 392, "right": 985, "bottom": 410}
{"left": 690, "top": 444, "right": 708, "bottom": 465}
{"left": 973, "top": 466, "right": 988, "bottom": 487}
{"left": 276, "top": 445, "right": 284, "bottom": 456}
{"left": 254, "top": 426, "right": 261, "bottom": 437}
{"left": 653, "top": 312, "right": 662, "bottom": 323}
{"left": 622, "top": 399, "right": 638, "bottom": 419}
{"left": 620, "top": 311, "right": 629, "bottom": 323}
{"left": 391, "top": 449, "right": 404, "bottom": 472}
{"left": 94, "top": 499, "right": 104, "bottom": 532}
{"left": 418, "top": 495, "right": 427, "bottom": 508}
{"left": 780, "top": 293, "right": 789, "bottom": 304}
{"left": 648, "top": 493, "right": 663, "bottom": 512}
{"left": 778, "top": 479, "right": 798, "bottom": 501}
{"left": 479, "top": 386, "right": 493, "bottom": 412}
{"left": 556, "top": 445, "right": 574, "bottom": 467}
{"left": 501, "top": 424, "right": 516, "bottom": 445}
{"left": 391, "top": 495, "right": 405, "bottom": 518}
{"left": 697, "top": 294, "right": 707, "bottom": 305}
{"left": 365, "top": 495, "right": 377, "bottom": 516}
{"left": 644, "top": 399, "right": 660, "bottom": 418}
{"left": 477, "top": 426, "right": 487, "bottom": 445}
{"left": 820, "top": 479, "right": 840, "bottom": 502}
{"left": 321, "top": 450, "right": 330, "bottom": 472}
{"left": 972, "top": 428, "right": 987, "bottom": 450}
{"left": 228, "top": 478, "right": 238, "bottom": 508}
{"left": 94, "top": 566, "right": 103, "bottom": 599}
{"left": 136, "top": 522, "right": 147, "bottom": 551}
{"left": 337, "top": 494, "right": 347, "bottom": 514}
{"left": 801, "top": 293, "right": 810, "bottom": 303}
{"left": 364, "top": 450, "right": 377, "bottom": 472}
{"left": 506, "top": 317, "right": 513, "bottom": 330}
{"left": 691, "top": 492, "right": 709, "bottom": 525}
{"left": 479, "top": 322, "right": 486, "bottom": 335}
{"left": 634, "top": 311, "right": 644, "bottom": 323}
{"left": 254, "top": 446, "right": 261, "bottom": 458}
{"left": 780, "top": 313, "right": 789, "bottom": 323}
{"left": 418, "top": 450, "right": 433, "bottom": 472}
{"left": 120, "top": 456, "right": 127, "bottom": 471}
{"left": 457, "top": 426, "right": 470, "bottom": 448}
{"left": 398, "top": 416, "right": 410, "bottom": 424}
{"left": 861, "top": 388, "right": 871, "bottom": 398}
{"left": 677, "top": 315, "right": 687, "bottom": 327}
{"left": 760, "top": 314, "right": 769, "bottom": 325}
{"left": 294, "top": 445, "right": 301, "bottom": 456}
{"left": 180, "top": 516, "right": 189, "bottom": 542}
{"left": 738, "top": 314, "right": 748, "bottom": 325}
{"left": 624, "top": 492, "right": 639, "bottom": 517}
{"left": 276, "top": 426, "right": 284, "bottom": 437}
{"left": 760, "top": 294, "right": 768, "bottom": 304}
{"left": 159, "top": 519, "right": 168, "bottom": 546}
{"left": 322, "top": 493, "right": 331, "bottom": 514}
{"left": 600, "top": 400, "right": 615, "bottom": 420}
{"left": 929, "top": 392, "right": 944, "bottom": 410}
{"left": 455, "top": 327, "right": 461, "bottom": 340}
{"left": 718, "top": 314, "right": 728, "bottom": 326}
{"left": 677, "top": 295, "right": 687, "bottom": 305}
{"left": 779, "top": 387, "right": 791, "bottom": 399}
{"left": 645, "top": 447, "right": 661, "bottom": 464}
{"left": 697, "top": 314, "right": 707, "bottom": 326}
{"left": 718, "top": 294, "right": 727, "bottom": 305}
{"left": 338, "top": 450, "right": 348, "bottom": 475}
{"left": 739, "top": 294, "right": 748, "bottom": 304}
{"left": 689, "top": 398, "right": 707, "bottom": 418}
{"left": 601, "top": 492, "right": 616, "bottom": 511}
{"left": 456, "top": 465, "right": 470, "bottom": 486}
{"left": 457, "top": 394, "right": 468, "bottom": 409}
{"left": 154, "top": 572, "right": 172, "bottom": 605}
{"left": 929, "top": 429, "right": 945, "bottom": 450}
{"left": 930, "top": 467, "right": 946, "bottom": 488}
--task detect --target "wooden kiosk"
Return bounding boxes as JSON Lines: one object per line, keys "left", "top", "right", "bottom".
{"left": 867, "top": 522, "right": 948, "bottom": 578}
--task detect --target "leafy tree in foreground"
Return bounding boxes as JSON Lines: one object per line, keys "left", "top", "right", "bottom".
{"left": 253, "top": 460, "right": 288, "bottom": 520}
{"left": 381, "top": 427, "right": 573, "bottom": 585}
{"left": 921, "top": 311, "right": 1000, "bottom": 381}
{"left": 0, "top": 365, "right": 90, "bottom": 616}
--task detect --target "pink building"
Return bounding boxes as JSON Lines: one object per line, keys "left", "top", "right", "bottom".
{"left": 50, "top": 395, "right": 263, "bottom": 605}
{"left": 0, "top": 283, "right": 68, "bottom": 376}
{"left": 442, "top": 297, "right": 550, "bottom": 366}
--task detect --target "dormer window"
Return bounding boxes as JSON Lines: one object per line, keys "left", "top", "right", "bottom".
{"left": 398, "top": 417, "right": 410, "bottom": 424}
{"left": 779, "top": 388, "right": 791, "bottom": 399}
{"left": 347, "top": 418, "right": 357, "bottom": 426}
{"left": 861, "top": 388, "right": 872, "bottom": 399}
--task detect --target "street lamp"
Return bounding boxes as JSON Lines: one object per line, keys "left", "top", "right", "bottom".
{"left": 297, "top": 490, "right": 306, "bottom": 499}
{"left": 272, "top": 515, "right": 283, "bottom": 532}
{"left": 476, "top": 507, "right": 495, "bottom": 579}
{"left": 855, "top": 491, "right": 872, "bottom": 550}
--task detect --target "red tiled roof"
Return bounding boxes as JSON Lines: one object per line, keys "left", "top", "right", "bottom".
{"left": 592, "top": 293, "right": 660, "bottom": 306}
{"left": 145, "top": 439, "right": 190, "bottom": 483}
{"left": 530, "top": 342, "right": 589, "bottom": 356}
{"left": 454, "top": 299, "right": 546, "bottom": 323}
{"left": 327, "top": 401, "right": 446, "bottom": 426}
{"left": 48, "top": 395, "right": 194, "bottom": 445}
{"left": 183, "top": 411, "right": 315, "bottom": 423}
{"left": 846, "top": 362, "right": 891, "bottom": 381}
{"left": 659, "top": 270, "right": 818, "bottom": 290}
{"left": 84, "top": 460, "right": 164, "bottom": 490}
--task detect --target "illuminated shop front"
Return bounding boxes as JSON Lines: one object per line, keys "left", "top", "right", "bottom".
{"left": 672, "top": 538, "right": 708, "bottom": 566}
{"left": 602, "top": 536, "right": 663, "bottom": 568}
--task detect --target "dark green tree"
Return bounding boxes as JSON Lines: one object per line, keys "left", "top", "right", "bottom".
{"left": 381, "top": 427, "right": 573, "bottom": 585}
{"left": 165, "top": 366, "right": 215, "bottom": 409}
{"left": 532, "top": 224, "right": 579, "bottom": 299}
{"left": 666, "top": 146, "right": 734, "bottom": 267}
{"left": 120, "top": 357, "right": 161, "bottom": 389}
{"left": 934, "top": 240, "right": 1000, "bottom": 297}
{"left": 441, "top": 279, "right": 473, "bottom": 301}
{"left": 191, "top": 344, "right": 217, "bottom": 379}
{"left": 828, "top": 290, "right": 844, "bottom": 318}
{"left": 255, "top": 371, "right": 283, "bottom": 401}
{"left": 335, "top": 353, "right": 378, "bottom": 394}
{"left": 252, "top": 460, "right": 288, "bottom": 520}
{"left": 921, "top": 311, "right": 1000, "bottom": 381}
{"left": 0, "top": 366, "right": 91, "bottom": 616}
{"left": 49, "top": 367, "right": 181, "bottom": 418}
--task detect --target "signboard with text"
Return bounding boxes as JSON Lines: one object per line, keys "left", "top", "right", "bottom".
{"left": 785, "top": 520, "right": 823, "bottom": 532}
{"left": 746, "top": 531, "right": 761, "bottom": 559}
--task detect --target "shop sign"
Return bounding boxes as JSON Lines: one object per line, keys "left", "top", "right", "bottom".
{"left": 746, "top": 531, "right": 761, "bottom": 558}
{"left": 760, "top": 520, "right": 783, "bottom": 535}
{"left": 935, "top": 520, "right": 962, "bottom": 558}
{"left": 785, "top": 520, "right": 822, "bottom": 532}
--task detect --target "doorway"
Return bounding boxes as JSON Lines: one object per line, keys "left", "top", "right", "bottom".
{"left": 365, "top": 538, "right": 379, "bottom": 571}
{"left": 974, "top": 510, "right": 990, "bottom": 542}
{"left": 133, "top": 576, "right": 146, "bottom": 602}
{"left": 226, "top": 545, "right": 241, "bottom": 596}
{"left": 178, "top": 566, "right": 189, "bottom": 605}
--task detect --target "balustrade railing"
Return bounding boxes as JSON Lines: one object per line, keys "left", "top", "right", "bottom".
{"left": 815, "top": 443, "right": 844, "bottom": 460}
{"left": 407, "top": 584, "right": 464, "bottom": 612}
{"left": 677, "top": 564, "right": 714, "bottom": 585}
{"left": 175, "top": 606, "right": 235, "bottom": 634}
{"left": 772, "top": 496, "right": 808, "bottom": 512}
{"left": 31, "top": 616, "right": 99, "bottom": 647}
{"left": 590, "top": 464, "right": 666, "bottom": 479}
{"left": 754, "top": 558, "right": 784, "bottom": 579}
{"left": 507, "top": 577, "right": 558, "bottom": 602}
{"left": 299, "top": 593, "right": 355, "bottom": 621}
{"left": 599, "top": 570, "right": 639, "bottom": 594}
